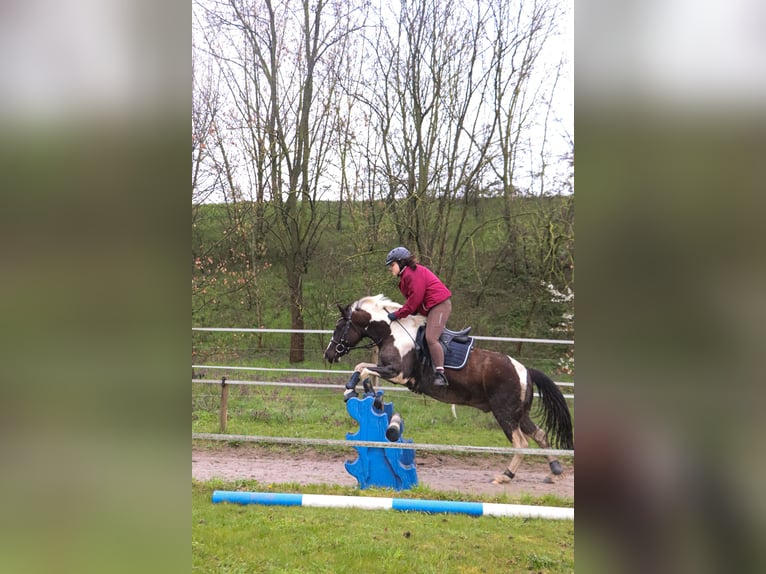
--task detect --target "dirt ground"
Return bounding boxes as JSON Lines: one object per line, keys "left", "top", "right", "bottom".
{"left": 192, "top": 445, "right": 573, "bottom": 498}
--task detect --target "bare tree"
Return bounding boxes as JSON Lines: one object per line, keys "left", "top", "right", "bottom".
{"left": 195, "top": 0, "right": 367, "bottom": 361}
{"left": 192, "top": 51, "right": 223, "bottom": 215}
{"left": 193, "top": 0, "right": 572, "bottom": 355}
{"left": 488, "top": 0, "right": 563, "bottom": 217}
{"left": 354, "top": 0, "right": 566, "bottom": 281}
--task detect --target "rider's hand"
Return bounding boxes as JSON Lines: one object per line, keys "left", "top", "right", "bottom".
{"left": 387, "top": 312, "right": 397, "bottom": 321}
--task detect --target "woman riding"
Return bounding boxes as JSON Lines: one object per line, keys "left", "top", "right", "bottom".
{"left": 385, "top": 246, "right": 451, "bottom": 387}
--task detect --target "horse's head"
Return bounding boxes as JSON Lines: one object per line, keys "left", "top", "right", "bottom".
{"left": 323, "top": 303, "right": 374, "bottom": 363}
{"left": 323, "top": 295, "right": 403, "bottom": 363}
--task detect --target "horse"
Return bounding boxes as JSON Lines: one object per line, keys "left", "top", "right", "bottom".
{"left": 323, "top": 294, "right": 574, "bottom": 484}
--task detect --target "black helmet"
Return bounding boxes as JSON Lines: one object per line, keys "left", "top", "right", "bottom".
{"left": 385, "top": 246, "right": 411, "bottom": 266}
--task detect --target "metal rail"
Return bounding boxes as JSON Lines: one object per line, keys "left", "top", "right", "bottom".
{"left": 193, "top": 432, "right": 575, "bottom": 457}
{"left": 193, "top": 327, "right": 574, "bottom": 345}
{"left": 191, "top": 378, "right": 575, "bottom": 399}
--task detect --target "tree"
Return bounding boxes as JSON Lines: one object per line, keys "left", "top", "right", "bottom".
{"left": 195, "top": 0, "right": 367, "bottom": 361}
{"left": 193, "top": 0, "right": 573, "bottom": 358}
{"left": 192, "top": 51, "right": 222, "bottom": 214}
{"left": 356, "top": 0, "right": 566, "bottom": 281}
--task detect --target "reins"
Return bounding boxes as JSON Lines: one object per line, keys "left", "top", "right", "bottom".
{"left": 384, "top": 306, "right": 419, "bottom": 349}
{"left": 332, "top": 302, "right": 417, "bottom": 358}
{"left": 349, "top": 340, "right": 378, "bottom": 352}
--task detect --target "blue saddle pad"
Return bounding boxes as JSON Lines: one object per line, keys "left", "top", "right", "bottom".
{"left": 443, "top": 337, "right": 474, "bottom": 369}
{"left": 415, "top": 326, "right": 474, "bottom": 370}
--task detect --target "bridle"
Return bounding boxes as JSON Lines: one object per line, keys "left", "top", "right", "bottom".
{"left": 329, "top": 315, "right": 379, "bottom": 357}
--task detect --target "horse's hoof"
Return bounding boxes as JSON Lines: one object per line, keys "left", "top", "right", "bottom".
{"left": 386, "top": 413, "right": 402, "bottom": 441}
{"left": 491, "top": 474, "right": 511, "bottom": 485}
{"left": 343, "top": 389, "right": 358, "bottom": 402}
{"left": 549, "top": 460, "right": 563, "bottom": 475}
{"left": 385, "top": 426, "right": 401, "bottom": 442}
{"left": 543, "top": 476, "right": 554, "bottom": 484}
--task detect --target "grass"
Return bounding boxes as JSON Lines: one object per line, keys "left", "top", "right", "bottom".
{"left": 192, "top": 381, "right": 574, "bottom": 450}
{"left": 192, "top": 354, "right": 575, "bottom": 572}
{"left": 192, "top": 196, "right": 574, "bottom": 348}
{"left": 192, "top": 480, "right": 574, "bottom": 573}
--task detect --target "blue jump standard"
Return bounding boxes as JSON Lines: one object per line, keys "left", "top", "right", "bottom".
{"left": 344, "top": 391, "right": 418, "bottom": 491}
{"left": 211, "top": 491, "right": 574, "bottom": 520}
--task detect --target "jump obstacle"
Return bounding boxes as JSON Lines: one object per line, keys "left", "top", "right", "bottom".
{"left": 343, "top": 376, "right": 417, "bottom": 491}
{"left": 211, "top": 491, "right": 574, "bottom": 520}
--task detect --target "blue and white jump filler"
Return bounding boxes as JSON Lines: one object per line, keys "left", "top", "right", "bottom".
{"left": 211, "top": 491, "right": 574, "bottom": 520}
{"left": 342, "top": 377, "right": 418, "bottom": 491}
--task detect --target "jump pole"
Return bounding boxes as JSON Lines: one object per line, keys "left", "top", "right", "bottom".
{"left": 212, "top": 491, "right": 573, "bottom": 520}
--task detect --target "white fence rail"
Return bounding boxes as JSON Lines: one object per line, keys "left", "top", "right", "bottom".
{"left": 192, "top": 326, "right": 574, "bottom": 346}
{"left": 191, "top": 366, "right": 573, "bottom": 388}
{"left": 193, "top": 433, "right": 574, "bottom": 458}
{"left": 191, "top": 376, "right": 574, "bottom": 399}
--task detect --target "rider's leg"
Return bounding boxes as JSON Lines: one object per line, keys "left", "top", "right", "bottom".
{"left": 426, "top": 298, "right": 451, "bottom": 386}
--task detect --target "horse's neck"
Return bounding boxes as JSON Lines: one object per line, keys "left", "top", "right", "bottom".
{"left": 363, "top": 320, "right": 390, "bottom": 346}
{"left": 362, "top": 301, "right": 421, "bottom": 349}
{"left": 391, "top": 319, "right": 420, "bottom": 349}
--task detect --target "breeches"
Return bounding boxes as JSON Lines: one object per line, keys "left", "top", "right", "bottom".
{"left": 426, "top": 298, "right": 451, "bottom": 368}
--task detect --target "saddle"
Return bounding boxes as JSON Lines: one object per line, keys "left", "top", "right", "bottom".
{"left": 415, "top": 325, "right": 474, "bottom": 370}
{"left": 440, "top": 326, "right": 472, "bottom": 346}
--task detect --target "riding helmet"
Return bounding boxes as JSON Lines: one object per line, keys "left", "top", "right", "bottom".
{"left": 385, "top": 246, "right": 411, "bottom": 266}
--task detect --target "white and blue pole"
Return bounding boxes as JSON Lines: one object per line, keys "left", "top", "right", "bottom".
{"left": 212, "top": 491, "right": 573, "bottom": 520}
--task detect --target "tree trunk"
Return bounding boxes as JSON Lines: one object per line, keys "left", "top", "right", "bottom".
{"left": 287, "top": 268, "right": 305, "bottom": 363}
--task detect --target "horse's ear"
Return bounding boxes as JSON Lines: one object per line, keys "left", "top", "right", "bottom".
{"left": 337, "top": 303, "right": 349, "bottom": 318}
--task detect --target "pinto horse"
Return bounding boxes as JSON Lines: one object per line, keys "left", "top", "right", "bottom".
{"left": 323, "top": 294, "right": 574, "bottom": 483}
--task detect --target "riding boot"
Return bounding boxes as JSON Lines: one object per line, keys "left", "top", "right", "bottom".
{"left": 433, "top": 370, "right": 448, "bottom": 387}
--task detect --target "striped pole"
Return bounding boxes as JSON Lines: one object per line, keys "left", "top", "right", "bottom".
{"left": 211, "top": 491, "right": 573, "bottom": 520}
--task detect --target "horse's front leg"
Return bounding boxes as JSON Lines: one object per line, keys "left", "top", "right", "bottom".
{"left": 344, "top": 362, "right": 404, "bottom": 402}
{"left": 354, "top": 362, "right": 402, "bottom": 382}
{"left": 343, "top": 370, "right": 362, "bottom": 401}
{"left": 344, "top": 362, "right": 387, "bottom": 401}
{"left": 352, "top": 362, "right": 378, "bottom": 380}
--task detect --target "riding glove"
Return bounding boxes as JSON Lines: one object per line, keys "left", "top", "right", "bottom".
{"left": 387, "top": 312, "right": 397, "bottom": 321}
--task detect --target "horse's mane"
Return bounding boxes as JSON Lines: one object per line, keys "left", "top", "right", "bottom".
{"left": 353, "top": 294, "right": 400, "bottom": 312}
{"left": 353, "top": 294, "right": 426, "bottom": 328}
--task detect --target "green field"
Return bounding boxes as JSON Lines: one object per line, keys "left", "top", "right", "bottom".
{"left": 192, "top": 195, "right": 575, "bottom": 372}
{"left": 192, "top": 371, "right": 573, "bottom": 449}
{"left": 193, "top": 362, "right": 574, "bottom": 572}
{"left": 193, "top": 193, "right": 575, "bottom": 571}
{"left": 193, "top": 480, "right": 574, "bottom": 573}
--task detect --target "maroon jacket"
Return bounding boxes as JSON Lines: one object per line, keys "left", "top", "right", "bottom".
{"left": 392, "top": 264, "right": 452, "bottom": 319}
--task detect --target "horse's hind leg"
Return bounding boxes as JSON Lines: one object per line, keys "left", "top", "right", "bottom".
{"left": 491, "top": 425, "right": 529, "bottom": 484}
{"left": 520, "top": 414, "right": 564, "bottom": 479}
{"left": 486, "top": 392, "right": 529, "bottom": 483}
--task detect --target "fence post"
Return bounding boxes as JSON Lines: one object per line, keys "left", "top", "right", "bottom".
{"left": 219, "top": 375, "right": 228, "bottom": 433}
{"left": 371, "top": 347, "right": 380, "bottom": 388}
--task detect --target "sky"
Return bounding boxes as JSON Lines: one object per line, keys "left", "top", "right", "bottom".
{"left": 192, "top": 0, "right": 575, "bottom": 203}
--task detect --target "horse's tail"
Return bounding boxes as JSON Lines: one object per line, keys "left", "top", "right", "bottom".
{"left": 529, "top": 368, "right": 574, "bottom": 450}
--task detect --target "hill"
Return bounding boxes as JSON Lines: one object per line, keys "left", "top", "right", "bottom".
{"left": 192, "top": 196, "right": 573, "bottom": 373}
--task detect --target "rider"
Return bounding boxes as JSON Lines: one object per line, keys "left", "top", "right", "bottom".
{"left": 385, "top": 247, "right": 451, "bottom": 387}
